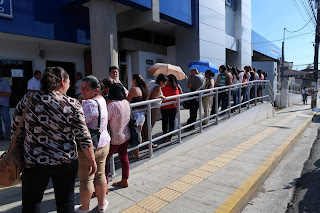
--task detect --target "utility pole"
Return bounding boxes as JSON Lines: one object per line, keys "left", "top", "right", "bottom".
{"left": 280, "top": 28, "right": 288, "bottom": 108}
{"left": 312, "top": 6, "right": 320, "bottom": 108}
{"left": 281, "top": 28, "right": 285, "bottom": 84}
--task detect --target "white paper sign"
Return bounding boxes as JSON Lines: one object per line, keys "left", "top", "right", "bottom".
{"left": 11, "top": 69, "right": 24, "bottom": 77}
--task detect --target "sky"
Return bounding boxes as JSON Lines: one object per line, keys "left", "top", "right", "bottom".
{"left": 252, "top": 0, "right": 316, "bottom": 70}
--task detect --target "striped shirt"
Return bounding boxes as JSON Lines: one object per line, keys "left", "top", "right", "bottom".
{"left": 217, "top": 73, "right": 226, "bottom": 87}
{"left": 11, "top": 92, "right": 92, "bottom": 168}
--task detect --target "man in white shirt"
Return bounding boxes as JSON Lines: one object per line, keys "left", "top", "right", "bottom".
{"left": 108, "top": 66, "right": 128, "bottom": 95}
{"left": 73, "top": 72, "right": 83, "bottom": 99}
{"left": 27, "top": 70, "right": 41, "bottom": 92}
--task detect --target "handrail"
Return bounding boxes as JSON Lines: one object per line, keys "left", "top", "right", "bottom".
{"left": 130, "top": 80, "right": 270, "bottom": 108}
{"left": 109, "top": 80, "right": 274, "bottom": 176}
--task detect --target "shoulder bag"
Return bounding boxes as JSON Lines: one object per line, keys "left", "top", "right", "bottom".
{"left": 0, "top": 93, "right": 34, "bottom": 186}
{"left": 128, "top": 113, "right": 141, "bottom": 146}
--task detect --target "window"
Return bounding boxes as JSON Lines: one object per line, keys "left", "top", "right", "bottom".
{"left": 0, "top": 59, "right": 33, "bottom": 107}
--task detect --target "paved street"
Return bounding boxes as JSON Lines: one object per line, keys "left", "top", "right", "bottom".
{"left": 242, "top": 101, "right": 320, "bottom": 213}
{"left": 286, "top": 121, "right": 320, "bottom": 213}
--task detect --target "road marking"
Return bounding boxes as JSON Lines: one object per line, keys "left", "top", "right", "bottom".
{"left": 122, "top": 111, "right": 303, "bottom": 213}
{"left": 214, "top": 112, "right": 314, "bottom": 213}
{"left": 0, "top": 182, "right": 21, "bottom": 191}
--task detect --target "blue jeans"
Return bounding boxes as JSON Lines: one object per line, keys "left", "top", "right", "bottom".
{"left": 232, "top": 89, "right": 239, "bottom": 106}
{"left": 0, "top": 105, "right": 10, "bottom": 139}
{"left": 242, "top": 87, "right": 248, "bottom": 103}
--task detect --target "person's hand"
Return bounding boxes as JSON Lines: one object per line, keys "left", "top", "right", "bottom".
{"left": 160, "top": 95, "right": 166, "bottom": 101}
{"left": 88, "top": 160, "right": 97, "bottom": 176}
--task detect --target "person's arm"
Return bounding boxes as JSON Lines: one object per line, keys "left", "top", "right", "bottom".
{"left": 0, "top": 92, "right": 11, "bottom": 97}
{"left": 81, "top": 146, "right": 97, "bottom": 176}
{"left": 126, "top": 88, "right": 136, "bottom": 103}
{"left": 187, "top": 76, "right": 193, "bottom": 89}
{"left": 214, "top": 75, "right": 221, "bottom": 87}
{"left": 150, "top": 86, "right": 166, "bottom": 100}
{"left": 210, "top": 79, "right": 215, "bottom": 88}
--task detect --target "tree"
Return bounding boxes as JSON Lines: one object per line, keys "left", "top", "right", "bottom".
{"left": 306, "top": 63, "right": 314, "bottom": 69}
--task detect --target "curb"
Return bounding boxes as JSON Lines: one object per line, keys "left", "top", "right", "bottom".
{"left": 215, "top": 113, "right": 316, "bottom": 213}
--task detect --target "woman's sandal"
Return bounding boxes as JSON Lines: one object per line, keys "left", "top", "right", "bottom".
{"left": 112, "top": 181, "right": 128, "bottom": 188}
{"left": 147, "top": 143, "right": 158, "bottom": 148}
{"left": 98, "top": 199, "right": 109, "bottom": 213}
{"left": 91, "top": 188, "right": 109, "bottom": 198}
{"left": 128, "top": 154, "right": 140, "bottom": 159}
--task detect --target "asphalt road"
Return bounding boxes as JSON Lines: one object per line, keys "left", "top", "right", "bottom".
{"left": 242, "top": 112, "right": 320, "bottom": 213}
{"left": 286, "top": 122, "right": 320, "bottom": 213}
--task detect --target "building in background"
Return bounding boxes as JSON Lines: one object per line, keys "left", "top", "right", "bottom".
{"left": 0, "top": 0, "right": 280, "bottom": 106}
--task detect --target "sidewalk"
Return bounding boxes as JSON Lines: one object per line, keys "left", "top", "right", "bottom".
{"left": 105, "top": 99, "right": 315, "bottom": 213}
{"left": 0, "top": 96, "right": 313, "bottom": 213}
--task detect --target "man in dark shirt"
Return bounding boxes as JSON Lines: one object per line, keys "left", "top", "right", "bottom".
{"left": 186, "top": 68, "right": 205, "bottom": 129}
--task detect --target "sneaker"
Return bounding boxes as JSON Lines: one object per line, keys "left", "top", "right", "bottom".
{"left": 98, "top": 199, "right": 109, "bottom": 213}
{"left": 74, "top": 205, "right": 90, "bottom": 213}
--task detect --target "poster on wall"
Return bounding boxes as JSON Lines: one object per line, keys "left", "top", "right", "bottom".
{"left": 146, "top": 59, "right": 153, "bottom": 65}
{"left": 11, "top": 69, "right": 24, "bottom": 77}
{"left": 0, "top": 0, "right": 13, "bottom": 19}
{"left": 2, "top": 77, "right": 12, "bottom": 86}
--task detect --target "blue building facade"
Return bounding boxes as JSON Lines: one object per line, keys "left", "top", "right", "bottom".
{"left": 0, "top": 0, "right": 279, "bottom": 106}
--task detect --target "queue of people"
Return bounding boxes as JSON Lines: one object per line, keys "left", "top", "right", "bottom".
{"left": 187, "top": 65, "right": 266, "bottom": 125}
{"left": 8, "top": 63, "right": 267, "bottom": 213}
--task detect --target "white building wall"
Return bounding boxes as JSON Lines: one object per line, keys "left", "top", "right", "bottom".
{"left": 129, "top": 51, "right": 167, "bottom": 82}
{"left": 234, "top": 0, "right": 252, "bottom": 69}
{"left": 225, "top": 6, "right": 235, "bottom": 36}
{"left": 167, "top": 46, "right": 176, "bottom": 65}
{"left": 198, "top": 0, "right": 226, "bottom": 66}
{"left": 175, "top": 22, "right": 200, "bottom": 91}
{"left": 0, "top": 37, "right": 86, "bottom": 75}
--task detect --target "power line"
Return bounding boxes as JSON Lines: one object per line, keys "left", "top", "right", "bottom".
{"left": 300, "top": 0, "right": 316, "bottom": 25}
{"left": 307, "top": 0, "right": 317, "bottom": 22}
{"left": 291, "top": 0, "right": 315, "bottom": 30}
{"left": 285, "top": 17, "right": 313, "bottom": 33}
{"left": 292, "top": 63, "right": 319, "bottom": 67}
{"left": 253, "top": 31, "right": 314, "bottom": 44}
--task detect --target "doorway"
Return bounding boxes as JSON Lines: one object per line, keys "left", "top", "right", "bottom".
{"left": 119, "top": 64, "right": 128, "bottom": 89}
{"left": 0, "top": 59, "right": 33, "bottom": 107}
{"left": 46, "top": 61, "right": 76, "bottom": 97}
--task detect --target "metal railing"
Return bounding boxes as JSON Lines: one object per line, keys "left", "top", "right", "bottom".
{"left": 289, "top": 82, "right": 302, "bottom": 94}
{"left": 109, "top": 80, "right": 274, "bottom": 176}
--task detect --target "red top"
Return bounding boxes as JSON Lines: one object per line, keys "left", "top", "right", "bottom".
{"left": 161, "top": 84, "right": 180, "bottom": 109}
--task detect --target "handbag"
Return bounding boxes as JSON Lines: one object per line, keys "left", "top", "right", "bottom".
{"left": 128, "top": 114, "right": 141, "bottom": 146}
{"left": 183, "top": 101, "right": 190, "bottom": 109}
{"left": 0, "top": 93, "right": 34, "bottom": 186}
{"left": 88, "top": 99, "right": 101, "bottom": 151}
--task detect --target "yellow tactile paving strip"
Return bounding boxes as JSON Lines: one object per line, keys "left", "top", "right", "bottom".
{"left": 215, "top": 112, "right": 314, "bottom": 213}
{"left": 122, "top": 111, "right": 303, "bottom": 213}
